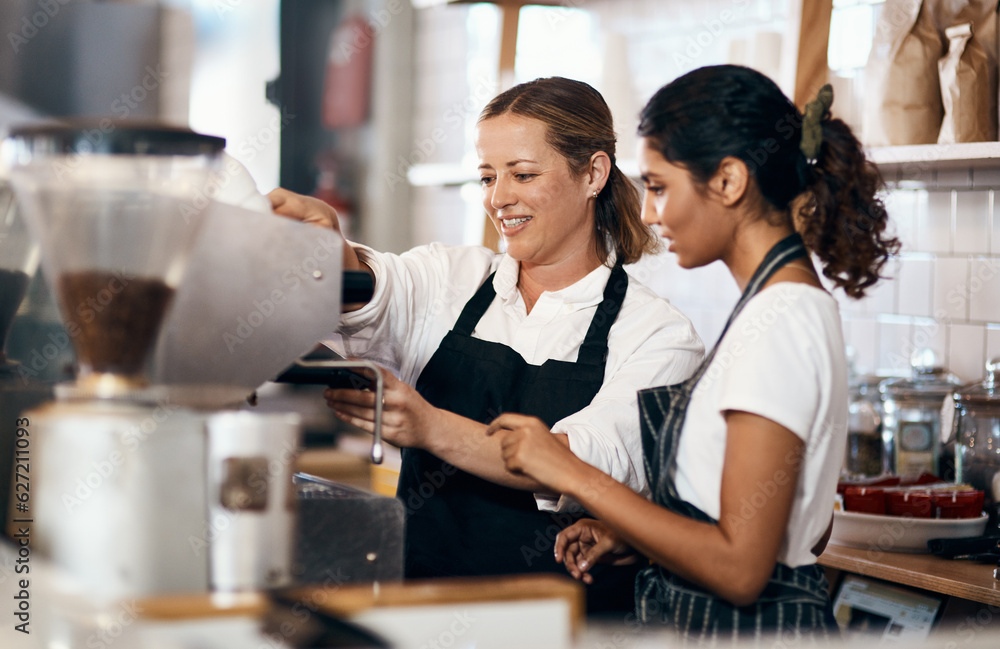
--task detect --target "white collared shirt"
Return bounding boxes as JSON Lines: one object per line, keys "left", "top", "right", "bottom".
{"left": 332, "top": 242, "right": 704, "bottom": 511}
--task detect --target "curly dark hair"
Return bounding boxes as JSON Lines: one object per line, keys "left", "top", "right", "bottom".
{"left": 638, "top": 65, "right": 899, "bottom": 298}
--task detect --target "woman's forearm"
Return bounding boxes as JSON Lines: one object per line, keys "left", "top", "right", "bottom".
{"left": 558, "top": 414, "right": 803, "bottom": 606}
{"left": 424, "top": 408, "right": 568, "bottom": 492}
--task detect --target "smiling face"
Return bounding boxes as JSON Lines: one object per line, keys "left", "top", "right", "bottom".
{"left": 637, "top": 137, "right": 735, "bottom": 269}
{"left": 475, "top": 114, "right": 598, "bottom": 270}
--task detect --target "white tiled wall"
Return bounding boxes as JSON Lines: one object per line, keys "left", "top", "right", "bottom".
{"left": 839, "top": 186, "right": 1000, "bottom": 382}
{"left": 407, "top": 0, "right": 1000, "bottom": 384}
{"left": 627, "top": 182, "right": 1000, "bottom": 386}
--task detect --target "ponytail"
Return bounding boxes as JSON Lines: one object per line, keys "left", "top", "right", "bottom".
{"left": 596, "top": 164, "right": 660, "bottom": 264}
{"left": 796, "top": 117, "right": 900, "bottom": 299}
{"left": 638, "top": 65, "right": 899, "bottom": 298}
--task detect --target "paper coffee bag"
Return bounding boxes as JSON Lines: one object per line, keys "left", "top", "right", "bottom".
{"left": 939, "top": 22, "right": 997, "bottom": 142}
{"left": 863, "top": 0, "right": 945, "bottom": 146}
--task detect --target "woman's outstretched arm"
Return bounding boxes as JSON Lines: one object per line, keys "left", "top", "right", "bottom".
{"left": 487, "top": 410, "right": 804, "bottom": 606}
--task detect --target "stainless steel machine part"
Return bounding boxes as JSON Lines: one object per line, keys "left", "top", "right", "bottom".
{"left": 29, "top": 400, "right": 211, "bottom": 600}
{"left": 206, "top": 411, "right": 302, "bottom": 592}
{"left": 294, "top": 473, "right": 404, "bottom": 585}
{"left": 151, "top": 201, "right": 345, "bottom": 405}
{"left": 291, "top": 359, "right": 385, "bottom": 464}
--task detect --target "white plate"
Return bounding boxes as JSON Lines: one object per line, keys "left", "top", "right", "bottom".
{"left": 829, "top": 510, "right": 990, "bottom": 554}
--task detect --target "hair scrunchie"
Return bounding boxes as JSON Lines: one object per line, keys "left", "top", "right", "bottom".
{"left": 800, "top": 84, "right": 833, "bottom": 163}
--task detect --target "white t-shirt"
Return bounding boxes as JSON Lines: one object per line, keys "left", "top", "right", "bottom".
{"left": 331, "top": 242, "right": 705, "bottom": 511}
{"left": 673, "top": 283, "right": 847, "bottom": 567}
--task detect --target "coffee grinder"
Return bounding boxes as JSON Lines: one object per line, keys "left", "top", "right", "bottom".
{"left": 3, "top": 123, "right": 230, "bottom": 600}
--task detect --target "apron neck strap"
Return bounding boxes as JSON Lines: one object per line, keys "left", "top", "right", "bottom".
{"left": 577, "top": 263, "right": 628, "bottom": 366}
{"left": 451, "top": 272, "right": 498, "bottom": 337}
{"left": 700, "top": 232, "right": 809, "bottom": 372}
{"left": 452, "top": 263, "right": 629, "bottom": 366}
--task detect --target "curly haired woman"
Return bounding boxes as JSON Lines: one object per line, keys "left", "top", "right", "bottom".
{"left": 488, "top": 65, "right": 899, "bottom": 642}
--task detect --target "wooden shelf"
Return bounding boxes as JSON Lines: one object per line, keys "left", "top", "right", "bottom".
{"left": 867, "top": 142, "right": 1000, "bottom": 182}
{"left": 819, "top": 543, "right": 1000, "bottom": 606}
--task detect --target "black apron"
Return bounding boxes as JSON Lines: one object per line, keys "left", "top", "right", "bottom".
{"left": 399, "top": 262, "right": 641, "bottom": 614}
{"left": 635, "top": 233, "right": 841, "bottom": 643}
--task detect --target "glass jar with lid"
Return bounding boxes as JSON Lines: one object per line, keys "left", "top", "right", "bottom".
{"left": 846, "top": 373, "right": 885, "bottom": 477}
{"left": 949, "top": 357, "right": 1000, "bottom": 524}
{"left": 879, "top": 349, "right": 962, "bottom": 477}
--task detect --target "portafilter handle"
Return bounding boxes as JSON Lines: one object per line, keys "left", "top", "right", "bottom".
{"left": 279, "top": 359, "right": 384, "bottom": 464}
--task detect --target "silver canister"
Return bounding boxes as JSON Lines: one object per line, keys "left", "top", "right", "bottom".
{"left": 26, "top": 399, "right": 210, "bottom": 600}
{"left": 879, "top": 350, "right": 961, "bottom": 477}
{"left": 205, "top": 411, "right": 301, "bottom": 592}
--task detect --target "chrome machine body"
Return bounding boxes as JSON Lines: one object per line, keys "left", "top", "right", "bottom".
{"left": 3, "top": 123, "right": 374, "bottom": 602}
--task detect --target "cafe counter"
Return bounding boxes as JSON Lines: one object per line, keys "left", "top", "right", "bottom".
{"left": 819, "top": 542, "right": 1000, "bottom": 606}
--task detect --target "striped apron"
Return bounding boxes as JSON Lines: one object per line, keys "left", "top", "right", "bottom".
{"left": 634, "top": 233, "right": 841, "bottom": 645}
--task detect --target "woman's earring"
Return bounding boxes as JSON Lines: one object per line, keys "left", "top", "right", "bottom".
{"left": 592, "top": 190, "right": 598, "bottom": 199}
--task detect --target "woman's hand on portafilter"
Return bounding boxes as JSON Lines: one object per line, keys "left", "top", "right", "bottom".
{"left": 555, "top": 519, "right": 638, "bottom": 584}
{"left": 268, "top": 187, "right": 342, "bottom": 231}
{"left": 268, "top": 187, "right": 373, "bottom": 296}
{"left": 325, "top": 364, "right": 442, "bottom": 450}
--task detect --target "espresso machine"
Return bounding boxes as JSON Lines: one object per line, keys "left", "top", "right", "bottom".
{"left": 0, "top": 127, "right": 403, "bottom": 649}
{"left": 1, "top": 123, "right": 378, "bottom": 607}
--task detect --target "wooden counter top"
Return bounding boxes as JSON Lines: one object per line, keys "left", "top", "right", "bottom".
{"left": 819, "top": 543, "right": 1000, "bottom": 605}
{"left": 132, "top": 575, "right": 584, "bottom": 621}
{"left": 284, "top": 573, "right": 584, "bottom": 627}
